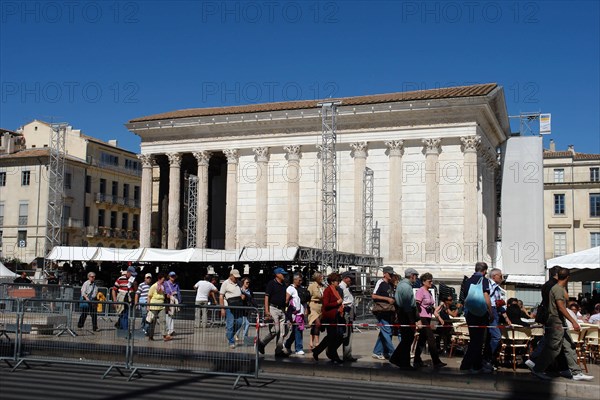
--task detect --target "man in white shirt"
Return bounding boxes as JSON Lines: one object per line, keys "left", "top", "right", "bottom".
{"left": 284, "top": 273, "right": 305, "bottom": 355}
{"left": 220, "top": 269, "right": 244, "bottom": 349}
{"left": 193, "top": 274, "right": 219, "bottom": 328}
{"left": 340, "top": 271, "right": 358, "bottom": 362}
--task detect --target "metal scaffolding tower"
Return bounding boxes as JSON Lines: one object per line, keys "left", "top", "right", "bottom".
{"left": 319, "top": 101, "right": 341, "bottom": 272}
{"left": 184, "top": 173, "right": 198, "bottom": 248}
{"left": 44, "top": 123, "right": 67, "bottom": 271}
{"left": 363, "top": 167, "right": 374, "bottom": 254}
{"left": 372, "top": 221, "right": 381, "bottom": 258}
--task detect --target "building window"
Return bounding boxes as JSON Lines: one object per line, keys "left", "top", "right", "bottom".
{"left": 554, "top": 168, "right": 564, "bottom": 183}
{"left": 591, "top": 232, "right": 600, "bottom": 248}
{"left": 98, "top": 209, "right": 105, "bottom": 227}
{"left": 0, "top": 172, "right": 6, "bottom": 186}
{"left": 17, "top": 230, "right": 27, "bottom": 248}
{"left": 21, "top": 170, "right": 30, "bottom": 186}
{"left": 124, "top": 159, "right": 140, "bottom": 171}
{"left": 0, "top": 203, "right": 4, "bottom": 226}
{"left": 64, "top": 172, "right": 72, "bottom": 189}
{"left": 134, "top": 186, "right": 140, "bottom": 201}
{"left": 123, "top": 183, "right": 130, "bottom": 199}
{"left": 85, "top": 175, "right": 92, "bottom": 193}
{"left": 553, "top": 232, "right": 567, "bottom": 257}
{"left": 84, "top": 207, "right": 90, "bottom": 226}
{"left": 591, "top": 168, "right": 600, "bottom": 182}
{"left": 112, "top": 181, "right": 118, "bottom": 195}
{"left": 0, "top": 230, "right": 3, "bottom": 249}
{"left": 100, "top": 152, "right": 119, "bottom": 166}
{"left": 554, "top": 193, "right": 565, "bottom": 215}
{"left": 110, "top": 211, "right": 117, "bottom": 229}
{"left": 18, "top": 203, "right": 28, "bottom": 225}
{"left": 132, "top": 214, "right": 139, "bottom": 231}
{"left": 122, "top": 213, "right": 129, "bottom": 230}
{"left": 100, "top": 179, "right": 106, "bottom": 194}
{"left": 591, "top": 193, "right": 600, "bottom": 217}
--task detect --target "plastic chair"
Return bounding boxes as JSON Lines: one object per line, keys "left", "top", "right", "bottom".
{"left": 585, "top": 327, "right": 599, "bottom": 363}
{"left": 499, "top": 326, "right": 532, "bottom": 371}
{"left": 449, "top": 324, "right": 470, "bottom": 358}
{"left": 569, "top": 328, "right": 590, "bottom": 372}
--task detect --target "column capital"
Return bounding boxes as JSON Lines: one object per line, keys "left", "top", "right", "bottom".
{"left": 193, "top": 150, "right": 211, "bottom": 166}
{"left": 350, "top": 141, "right": 368, "bottom": 158}
{"left": 460, "top": 135, "right": 481, "bottom": 153}
{"left": 223, "top": 149, "right": 239, "bottom": 164}
{"left": 385, "top": 140, "right": 404, "bottom": 157}
{"left": 138, "top": 154, "right": 154, "bottom": 168}
{"left": 422, "top": 138, "right": 441, "bottom": 155}
{"left": 252, "top": 146, "right": 269, "bottom": 163}
{"left": 167, "top": 152, "right": 182, "bottom": 167}
{"left": 283, "top": 145, "right": 301, "bottom": 161}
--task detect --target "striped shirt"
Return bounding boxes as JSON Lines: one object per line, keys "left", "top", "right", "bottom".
{"left": 136, "top": 282, "right": 151, "bottom": 303}
{"left": 114, "top": 275, "right": 135, "bottom": 293}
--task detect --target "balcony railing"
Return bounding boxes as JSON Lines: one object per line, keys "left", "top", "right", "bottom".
{"left": 0, "top": 216, "right": 3, "bottom": 226}
{"left": 85, "top": 226, "right": 139, "bottom": 240}
{"left": 63, "top": 218, "right": 84, "bottom": 228}
{"left": 18, "top": 216, "right": 28, "bottom": 226}
{"left": 88, "top": 159, "right": 142, "bottom": 177}
{"left": 95, "top": 193, "right": 140, "bottom": 209}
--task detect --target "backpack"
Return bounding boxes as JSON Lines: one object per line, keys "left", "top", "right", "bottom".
{"left": 298, "top": 286, "right": 311, "bottom": 305}
{"left": 463, "top": 277, "right": 488, "bottom": 317}
{"left": 535, "top": 303, "right": 549, "bottom": 324}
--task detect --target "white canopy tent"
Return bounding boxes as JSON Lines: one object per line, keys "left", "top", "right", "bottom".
{"left": 547, "top": 246, "right": 600, "bottom": 282}
{"left": 0, "top": 261, "right": 18, "bottom": 277}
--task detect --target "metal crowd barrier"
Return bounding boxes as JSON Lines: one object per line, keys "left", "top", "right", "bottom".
{"left": 129, "top": 304, "right": 260, "bottom": 386}
{"left": 0, "top": 296, "right": 261, "bottom": 386}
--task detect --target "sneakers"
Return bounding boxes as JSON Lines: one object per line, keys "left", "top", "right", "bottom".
{"left": 295, "top": 350, "right": 305, "bottom": 355}
{"left": 525, "top": 359, "right": 535, "bottom": 370}
{"left": 531, "top": 370, "right": 552, "bottom": 381}
{"left": 434, "top": 362, "right": 447, "bottom": 369}
{"left": 372, "top": 353, "right": 385, "bottom": 360}
{"left": 229, "top": 343, "right": 236, "bottom": 349}
{"left": 572, "top": 373, "right": 594, "bottom": 381}
{"left": 559, "top": 370, "right": 573, "bottom": 379}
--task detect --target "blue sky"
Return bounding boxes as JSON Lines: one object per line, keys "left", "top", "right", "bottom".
{"left": 1, "top": 1, "right": 598, "bottom": 154}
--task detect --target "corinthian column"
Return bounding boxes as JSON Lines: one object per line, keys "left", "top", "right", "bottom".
{"left": 284, "top": 145, "right": 301, "bottom": 246}
{"left": 350, "top": 142, "right": 368, "bottom": 253}
{"left": 223, "top": 149, "right": 239, "bottom": 250}
{"left": 253, "top": 147, "right": 269, "bottom": 247}
{"left": 461, "top": 136, "right": 480, "bottom": 263}
{"left": 138, "top": 154, "right": 154, "bottom": 248}
{"left": 385, "top": 140, "right": 404, "bottom": 263}
{"left": 422, "top": 138, "right": 441, "bottom": 263}
{"left": 167, "top": 152, "right": 182, "bottom": 249}
{"left": 193, "top": 151, "right": 211, "bottom": 248}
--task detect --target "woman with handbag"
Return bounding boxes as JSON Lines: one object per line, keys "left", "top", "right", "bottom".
{"left": 78, "top": 272, "right": 98, "bottom": 331}
{"left": 414, "top": 273, "right": 446, "bottom": 368}
{"left": 312, "top": 273, "right": 344, "bottom": 363}
{"left": 307, "top": 272, "right": 325, "bottom": 350}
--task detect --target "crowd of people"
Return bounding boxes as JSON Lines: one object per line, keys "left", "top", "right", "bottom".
{"left": 16, "top": 261, "right": 599, "bottom": 381}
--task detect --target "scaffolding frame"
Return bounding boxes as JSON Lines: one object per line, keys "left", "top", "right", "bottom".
{"left": 319, "top": 101, "right": 341, "bottom": 272}
{"left": 44, "top": 123, "right": 67, "bottom": 271}
{"left": 363, "top": 167, "right": 374, "bottom": 255}
{"left": 184, "top": 173, "right": 198, "bottom": 248}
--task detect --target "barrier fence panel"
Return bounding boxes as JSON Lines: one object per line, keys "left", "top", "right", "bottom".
{"left": 129, "top": 304, "right": 260, "bottom": 386}
{"left": 0, "top": 298, "right": 20, "bottom": 365}
{"left": 17, "top": 299, "right": 131, "bottom": 377}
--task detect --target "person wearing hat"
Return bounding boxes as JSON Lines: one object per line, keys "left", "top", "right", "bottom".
{"left": 135, "top": 273, "right": 153, "bottom": 334}
{"left": 164, "top": 272, "right": 181, "bottom": 337}
{"left": 389, "top": 267, "right": 421, "bottom": 370}
{"left": 219, "top": 268, "right": 245, "bottom": 349}
{"left": 371, "top": 266, "right": 397, "bottom": 360}
{"left": 257, "top": 267, "right": 290, "bottom": 357}
{"left": 340, "top": 271, "right": 358, "bottom": 362}
{"left": 112, "top": 265, "right": 138, "bottom": 330}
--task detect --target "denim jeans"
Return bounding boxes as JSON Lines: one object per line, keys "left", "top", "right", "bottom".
{"left": 488, "top": 307, "right": 502, "bottom": 354}
{"left": 373, "top": 314, "right": 395, "bottom": 356}
{"left": 285, "top": 324, "right": 304, "bottom": 352}
{"left": 226, "top": 308, "right": 244, "bottom": 345}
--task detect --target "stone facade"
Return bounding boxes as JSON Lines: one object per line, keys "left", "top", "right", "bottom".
{"left": 127, "top": 84, "right": 510, "bottom": 282}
